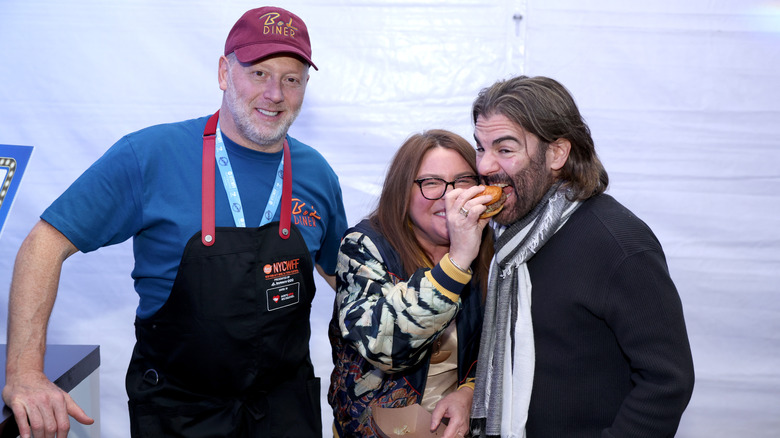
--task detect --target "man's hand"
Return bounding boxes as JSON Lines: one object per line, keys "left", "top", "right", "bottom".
{"left": 2, "top": 370, "right": 94, "bottom": 438}
{"left": 430, "top": 385, "right": 474, "bottom": 438}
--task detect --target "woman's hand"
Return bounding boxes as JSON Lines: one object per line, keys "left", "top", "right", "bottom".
{"left": 444, "top": 186, "right": 492, "bottom": 270}
{"left": 430, "top": 385, "right": 474, "bottom": 438}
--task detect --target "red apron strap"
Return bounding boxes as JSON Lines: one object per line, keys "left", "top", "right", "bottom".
{"left": 201, "top": 110, "right": 219, "bottom": 246}
{"left": 279, "top": 139, "right": 292, "bottom": 240}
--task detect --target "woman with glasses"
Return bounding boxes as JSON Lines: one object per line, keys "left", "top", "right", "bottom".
{"left": 328, "top": 130, "right": 494, "bottom": 438}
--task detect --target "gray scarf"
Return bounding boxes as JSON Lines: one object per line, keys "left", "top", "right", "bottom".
{"left": 471, "top": 183, "right": 580, "bottom": 437}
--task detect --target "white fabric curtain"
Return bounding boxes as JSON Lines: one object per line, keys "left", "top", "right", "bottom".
{"left": 0, "top": 1, "right": 778, "bottom": 436}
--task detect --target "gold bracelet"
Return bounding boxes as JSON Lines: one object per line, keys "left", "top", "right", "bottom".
{"left": 449, "top": 255, "right": 473, "bottom": 274}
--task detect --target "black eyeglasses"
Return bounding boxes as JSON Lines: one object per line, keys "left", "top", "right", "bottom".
{"left": 414, "top": 175, "right": 479, "bottom": 200}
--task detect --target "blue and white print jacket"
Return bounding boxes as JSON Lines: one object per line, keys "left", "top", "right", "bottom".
{"left": 328, "top": 218, "right": 484, "bottom": 437}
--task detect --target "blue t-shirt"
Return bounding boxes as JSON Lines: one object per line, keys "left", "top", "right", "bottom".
{"left": 43, "top": 115, "right": 347, "bottom": 318}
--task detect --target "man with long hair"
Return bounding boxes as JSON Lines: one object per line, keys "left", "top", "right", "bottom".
{"left": 469, "top": 76, "right": 694, "bottom": 437}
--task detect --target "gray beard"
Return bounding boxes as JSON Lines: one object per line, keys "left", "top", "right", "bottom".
{"left": 224, "top": 74, "right": 300, "bottom": 149}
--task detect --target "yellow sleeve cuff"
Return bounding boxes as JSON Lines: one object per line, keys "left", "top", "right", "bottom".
{"left": 425, "top": 253, "right": 472, "bottom": 302}
{"left": 458, "top": 378, "right": 476, "bottom": 391}
{"left": 441, "top": 253, "right": 473, "bottom": 284}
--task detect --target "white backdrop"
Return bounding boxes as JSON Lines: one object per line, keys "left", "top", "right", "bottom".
{"left": 1, "top": 1, "right": 779, "bottom": 437}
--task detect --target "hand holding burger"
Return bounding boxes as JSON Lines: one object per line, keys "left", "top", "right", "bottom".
{"left": 444, "top": 184, "right": 504, "bottom": 277}
{"left": 475, "top": 185, "right": 508, "bottom": 219}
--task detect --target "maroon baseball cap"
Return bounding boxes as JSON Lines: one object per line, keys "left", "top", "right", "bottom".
{"left": 224, "top": 6, "right": 317, "bottom": 70}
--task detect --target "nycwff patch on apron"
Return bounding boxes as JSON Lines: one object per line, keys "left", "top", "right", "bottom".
{"left": 264, "top": 257, "right": 302, "bottom": 311}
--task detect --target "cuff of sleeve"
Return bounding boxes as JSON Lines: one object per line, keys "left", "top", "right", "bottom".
{"left": 441, "top": 253, "right": 473, "bottom": 283}
{"left": 425, "top": 254, "right": 472, "bottom": 302}
{"left": 458, "top": 378, "right": 476, "bottom": 391}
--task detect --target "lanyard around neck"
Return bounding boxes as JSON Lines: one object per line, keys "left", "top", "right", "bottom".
{"left": 215, "top": 120, "right": 284, "bottom": 228}
{"left": 201, "top": 110, "right": 292, "bottom": 246}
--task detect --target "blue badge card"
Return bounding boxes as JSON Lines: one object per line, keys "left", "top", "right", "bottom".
{"left": 0, "top": 144, "right": 34, "bottom": 238}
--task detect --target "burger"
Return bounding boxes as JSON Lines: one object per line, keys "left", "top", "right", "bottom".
{"left": 478, "top": 185, "right": 508, "bottom": 219}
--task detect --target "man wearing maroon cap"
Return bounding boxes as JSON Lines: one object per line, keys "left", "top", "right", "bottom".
{"left": 3, "top": 6, "right": 346, "bottom": 437}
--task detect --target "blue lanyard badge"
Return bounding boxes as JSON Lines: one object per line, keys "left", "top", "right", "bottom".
{"left": 214, "top": 123, "right": 284, "bottom": 227}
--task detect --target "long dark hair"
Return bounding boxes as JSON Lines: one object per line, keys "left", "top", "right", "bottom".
{"left": 369, "top": 129, "right": 493, "bottom": 291}
{"left": 472, "top": 75, "right": 608, "bottom": 200}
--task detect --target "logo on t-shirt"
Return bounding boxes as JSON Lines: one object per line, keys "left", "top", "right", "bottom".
{"left": 291, "top": 197, "right": 321, "bottom": 228}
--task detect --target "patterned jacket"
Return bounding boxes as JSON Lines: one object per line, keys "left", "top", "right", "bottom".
{"left": 328, "top": 219, "right": 484, "bottom": 437}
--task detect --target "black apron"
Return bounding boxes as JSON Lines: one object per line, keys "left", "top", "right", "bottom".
{"left": 126, "top": 111, "right": 322, "bottom": 437}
